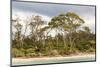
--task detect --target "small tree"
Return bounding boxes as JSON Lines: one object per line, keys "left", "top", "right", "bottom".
{"left": 12, "top": 17, "right": 23, "bottom": 48}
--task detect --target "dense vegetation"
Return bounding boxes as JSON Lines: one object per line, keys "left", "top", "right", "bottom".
{"left": 12, "top": 12, "right": 96, "bottom": 58}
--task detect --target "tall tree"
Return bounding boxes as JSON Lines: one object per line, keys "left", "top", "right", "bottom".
{"left": 64, "top": 12, "right": 85, "bottom": 52}
{"left": 48, "top": 14, "right": 66, "bottom": 49}
{"left": 12, "top": 17, "right": 22, "bottom": 48}
{"left": 29, "top": 15, "right": 46, "bottom": 49}
{"left": 48, "top": 12, "right": 85, "bottom": 52}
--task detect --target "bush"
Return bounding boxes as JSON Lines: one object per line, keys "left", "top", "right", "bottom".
{"left": 86, "top": 48, "right": 95, "bottom": 53}
{"left": 12, "top": 48, "right": 25, "bottom": 57}
{"left": 25, "top": 48, "right": 37, "bottom": 57}
{"left": 49, "top": 50, "right": 59, "bottom": 56}
{"left": 26, "top": 48, "right": 35, "bottom": 53}
{"left": 26, "top": 53, "right": 37, "bottom": 58}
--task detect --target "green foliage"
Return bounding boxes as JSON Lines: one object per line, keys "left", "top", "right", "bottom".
{"left": 86, "top": 48, "right": 95, "bottom": 53}
{"left": 12, "top": 12, "right": 96, "bottom": 58}
{"left": 12, "top": 48, "right": 25, "bottom": 57}
{"left": 46, "top": 50, "right": 59, "bottom": 56}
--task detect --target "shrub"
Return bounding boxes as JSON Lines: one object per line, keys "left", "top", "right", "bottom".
{"left": 12, "top": 48, "right": 25, "bottom": 57}
{"left": 26, "top": 48, "right": 35, "bottom": 54}
{"left": 49, "top": 50, "right": 59, "bottom": 56}
{"left": 26, "top": 53, "right": 37, "bottom": 58}
{"left": 25, "top": 48, "right": 36, "bottom": 57}
{"left": 86, "top": 48, "right": 95, "bottom": 53}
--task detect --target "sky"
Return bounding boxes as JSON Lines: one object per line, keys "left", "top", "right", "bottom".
{"left": 12, "top": 1, "right": 96, "bottom": 36}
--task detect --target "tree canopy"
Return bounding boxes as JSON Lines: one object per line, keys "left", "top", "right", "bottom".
{"left": 12, "top": 12, "right": 96, "bottom": 58}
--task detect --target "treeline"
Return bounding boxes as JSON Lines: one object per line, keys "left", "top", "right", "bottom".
{"left": 12, "top": 12, "right": 96, "bottom": 58}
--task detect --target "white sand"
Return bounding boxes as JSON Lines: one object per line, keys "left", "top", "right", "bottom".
{"left": 12, "top": 54, "right": 95, "bottom": 63}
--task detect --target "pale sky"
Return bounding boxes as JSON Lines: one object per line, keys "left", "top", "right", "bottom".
{"left": 12, "top": 1, "right": 96, "bottom": 36}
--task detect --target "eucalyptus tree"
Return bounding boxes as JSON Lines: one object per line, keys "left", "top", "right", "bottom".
{"left": 83, "top": 26, "right": 91, "bottom": 33}
{"left": 29, "top": 15, "right": 46, "bottom": 50}
{"left": 63, "top": 12, "right": 85, "bottom": 52}
{"left": 40, "top": 26, "right": 50, "bottom": 43}
{"left": 12, "top": 17, "right": 23, "bottom": 48}
{"left": 48, "top": 14, "right": 66, "bottom": 50}
{"left": 48, "top": 12, "right": 85, "bottom": 52}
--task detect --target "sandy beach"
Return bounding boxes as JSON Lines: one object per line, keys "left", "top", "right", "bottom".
{"left": 12, "top": 53, "right": 95, "bottom": 65}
